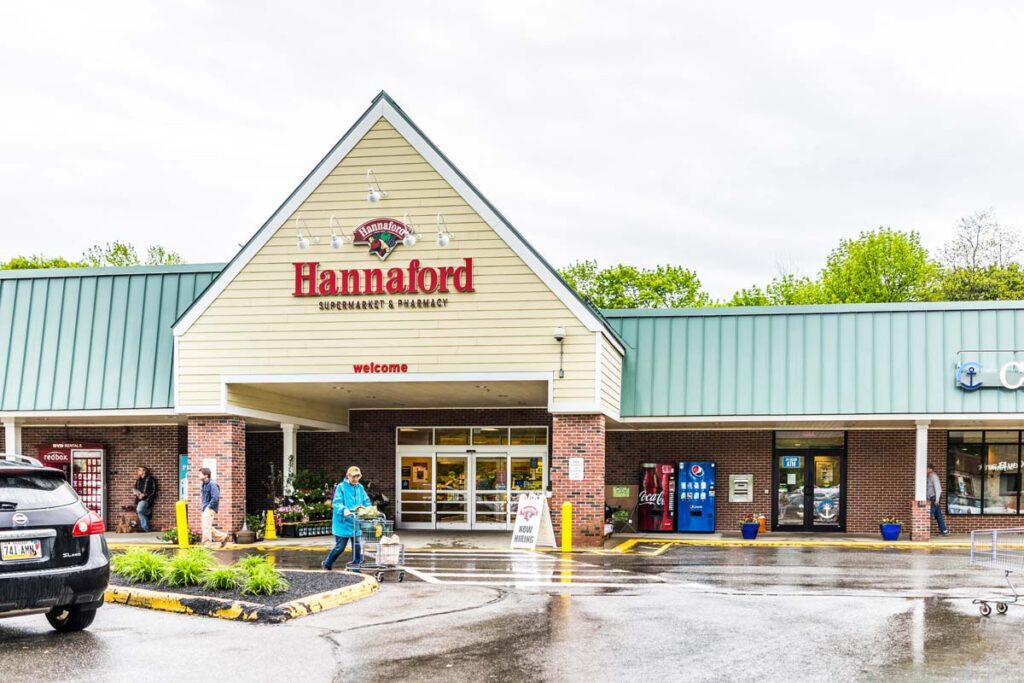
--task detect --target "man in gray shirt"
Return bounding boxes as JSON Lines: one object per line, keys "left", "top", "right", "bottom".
{"left": 927, "top": 464, "right": 950, "bottom": 535}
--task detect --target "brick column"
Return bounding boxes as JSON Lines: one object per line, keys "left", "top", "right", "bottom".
{"left": 187, "top": 417, "right": 246, "bottom": 535}
{"left": 911, "top": 500, "right": 931, "bottom": 541}
{"left": 551, "top": 414, "right": 605, "bottom": 547}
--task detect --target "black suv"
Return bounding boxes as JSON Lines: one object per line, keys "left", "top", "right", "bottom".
{"left": 0, "top": 453, "right": 109, "bottom": 632}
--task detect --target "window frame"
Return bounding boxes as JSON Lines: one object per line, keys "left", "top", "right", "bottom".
{"left": 947, "top": 431, "right": 1022, "bottom": 516}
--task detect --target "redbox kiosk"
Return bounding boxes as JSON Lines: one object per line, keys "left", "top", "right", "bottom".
{"left": 37, "top": 442, "right": 106, "bottom": 519}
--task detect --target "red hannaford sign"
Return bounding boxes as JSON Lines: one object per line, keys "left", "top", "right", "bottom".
{"left": 293, "top": 258, "right": 474, "bottom": 297}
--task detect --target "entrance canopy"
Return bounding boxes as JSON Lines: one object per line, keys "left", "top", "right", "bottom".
{"left": 222, "top": 373, "right": 551, "bottom": 430}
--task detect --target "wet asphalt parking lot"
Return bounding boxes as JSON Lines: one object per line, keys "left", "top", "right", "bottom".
{"left": 1, "top": 544, "right": 1021, "bottom": 682}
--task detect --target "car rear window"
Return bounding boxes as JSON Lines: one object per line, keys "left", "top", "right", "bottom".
{"left": 0, "top": 474, "right": 78, "bottom": 510}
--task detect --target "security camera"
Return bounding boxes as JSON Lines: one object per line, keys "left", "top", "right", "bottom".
{"left": 553, "top": 326, "right": 566, "bottom": 343}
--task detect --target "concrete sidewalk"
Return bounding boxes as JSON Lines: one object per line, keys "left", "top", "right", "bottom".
{"left": 106, "top": 528, "right": 975, "bottom": 551}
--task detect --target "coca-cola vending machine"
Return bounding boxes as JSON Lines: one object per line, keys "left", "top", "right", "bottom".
{"left": 638, "top": 463, "right": 676, "bottom": 532}
{"left": 37, "top": 442, "right": 106, "bottom": 519}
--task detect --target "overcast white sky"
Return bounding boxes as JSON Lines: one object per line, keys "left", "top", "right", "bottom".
{"left": 2, "top": 2, "right": 1024, "bottom": 298}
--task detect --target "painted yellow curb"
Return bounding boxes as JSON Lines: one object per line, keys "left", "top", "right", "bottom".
{"left": 607, "top": 538, "right": 973, "bottom": 552}
{"left": 104, "top": 572, "right": 379, "bottom": 623}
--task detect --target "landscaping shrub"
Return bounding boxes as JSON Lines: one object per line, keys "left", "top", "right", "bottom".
{"left": 240, "top": 565, "right": 289, "bottom": 596}
{"left": 202, "top": 566, "right": 241, "bottom": 591}
{"left": 236, "top": 554, "right": 271, "bottom": 573}
{"left": 159, "top": 527, "right": 201, "bottom": 545}
{"left": 161, "top": 547, "right": 217, "bottom": 587}
{"left": 110, "top": 548, "right": 169, "bottom": 583}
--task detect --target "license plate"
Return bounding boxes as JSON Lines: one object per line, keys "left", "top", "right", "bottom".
{"left": 1, "top": 539, "right": 42, "bottom": 561}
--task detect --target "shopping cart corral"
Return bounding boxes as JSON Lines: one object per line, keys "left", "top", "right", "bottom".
{"left": 969, "top": 528, "right": 1024, "bottom": 616}
{"left": 347, "top": 515, "right": 405, "bottom": 583}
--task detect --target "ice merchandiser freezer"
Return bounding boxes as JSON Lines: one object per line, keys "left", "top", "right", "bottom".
{"left": 676, "top": 461, "right": 715, "bottom": 532}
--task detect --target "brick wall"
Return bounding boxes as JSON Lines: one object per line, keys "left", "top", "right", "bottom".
{"left": 10, "top": 425, "right": 184, "bottom": 532}
{"left": 606, "top": 430, "right": 774, "bottom": 529}
{"left": 245, "top": 408, "right": 552, "bottom": 513}
{"left": 551, "top": 414, "right": 605, "bottom": 546}
{"left": 187, "top": 417, "right": 246, "bottom": 535}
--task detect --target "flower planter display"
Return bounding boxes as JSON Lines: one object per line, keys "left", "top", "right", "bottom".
{"left": 741, "top": 522, "right": 760, "bottom": 540}
{"left": 879, "top": 523, "right": 902, "bottom": 541}
{"left": 279, "top": 522, "right": 332, "bottom": 538}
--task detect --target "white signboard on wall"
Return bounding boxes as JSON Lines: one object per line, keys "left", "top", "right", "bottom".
{"left": 202, "top": 458, "right": 218, "bottom": 482}
{"left": 510, "top": 493, "right": 556, "bottom": 549}
{"left": 568, "top": 457, "right": 585, "bottom": 481}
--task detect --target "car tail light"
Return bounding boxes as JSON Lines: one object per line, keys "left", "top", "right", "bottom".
{"left": 72, "top": 511, "right": 105, "bottom": 537}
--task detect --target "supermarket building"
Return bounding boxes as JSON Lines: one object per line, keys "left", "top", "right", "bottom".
{"left": 2, "top": 92, "right": 1024, "bottom": 545}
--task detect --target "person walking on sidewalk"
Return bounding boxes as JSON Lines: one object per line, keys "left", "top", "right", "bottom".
{"left": 322, "top": 466, "right": 372, "bottom": 571}
{"left": 132, "top": 466, "right": 157, "bottom": 532}
{"left": 927, "top": 464, "right": 950, "bottom": 536}
{"left": 200, "top": 467, "right": 230, "bottom": 547}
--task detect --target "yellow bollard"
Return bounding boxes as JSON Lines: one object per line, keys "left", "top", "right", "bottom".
{"left": 264, "top": 510, "right": 277, "bottom": 540}
{"left": 174, "top": 499, "right": 190, "bottom": 549}
{"left": 561, "top": 501, "right": 572, "bottom": 553}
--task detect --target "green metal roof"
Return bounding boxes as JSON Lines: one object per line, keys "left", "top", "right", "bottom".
{"left": 604, "top": 303, "right": 1024, "bottom": 418}
{"left": 0, "top": 264, "right": 222, "bottom": 411}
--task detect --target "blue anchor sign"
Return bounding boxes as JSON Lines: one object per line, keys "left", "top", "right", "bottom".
{"left": 956, "top": 362, "right": 983, "bottom": 391}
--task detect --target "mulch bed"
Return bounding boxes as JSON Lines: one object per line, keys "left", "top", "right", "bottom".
{"left": 111, "top": 570, "right": 362, "bottom": 608}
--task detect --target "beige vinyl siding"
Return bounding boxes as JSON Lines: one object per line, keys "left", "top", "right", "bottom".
{"left": 177, "top": 118, "right": 599, "bottom": 409}
{"left": 600, "top": 335, "right": 623, "bottom": 417}
{"left": 225, "top": 385, "right": 345, "bottom": 426}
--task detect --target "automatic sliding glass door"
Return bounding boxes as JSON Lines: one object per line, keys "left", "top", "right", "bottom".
{"left": 473, "top": 454, "right": 509, "bottom": 528}
{"left": 398, "top": 455, "right": 435, "bottom": 529}
{"left": 436, "top": 454, "right": 470, "bottom": 529}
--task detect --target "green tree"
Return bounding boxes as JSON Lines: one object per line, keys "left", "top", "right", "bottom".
{"left": 0, "top": 254, "right": 86, "bottom": 270}
{"left": 727, "top": 274, "right": 824, "bottom": 306}
{"left": 934, "top": 263, "right": 1024, "bottom": 301}
{"left": 82, "top": 241, "right": 184, "bottom": 267}
{"left": 145, "top": 245, "right": 184, "bottom": 265}
{"left": 83, "top": 241, "right": 139, "bottom": 267}
{"left": 817, "top": 228, "right": 936, "bottom": 303}
{"left": 559, "top": 260, "right": 710, "bottom": 309}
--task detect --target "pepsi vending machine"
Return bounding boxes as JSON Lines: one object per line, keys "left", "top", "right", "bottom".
{"left": 676, "top": 461, "right": 716, "bottom": 532}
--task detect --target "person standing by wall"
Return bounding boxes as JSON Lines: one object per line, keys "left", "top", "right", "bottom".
{"left": 322, "top": 466, "right": 371, "bottom": 571}
{"left": 927, "top": 464, "right": 950, "bottom": 536}
{"left": 132, "top": 466, "right": 157, "bottom": 532}
{"left": 200, "top": 467, "right": 231, "bottom": 547}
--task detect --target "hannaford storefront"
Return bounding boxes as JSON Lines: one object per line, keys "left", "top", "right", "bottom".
{"left": 2, "top": 91, "right": 1024, "bottom": 545}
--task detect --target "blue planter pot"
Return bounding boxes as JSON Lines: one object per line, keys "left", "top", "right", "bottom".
{"left": 880, "top": 523, "right": 902, "bottom": 541}
{"left": 741, "top": 522, "right": 760, "bottom": 540}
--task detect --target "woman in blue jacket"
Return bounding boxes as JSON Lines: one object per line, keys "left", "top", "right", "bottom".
{"left": 322, "top": 466, "right": 372, "bottom": 570}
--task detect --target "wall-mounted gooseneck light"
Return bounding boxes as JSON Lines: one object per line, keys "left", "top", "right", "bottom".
{"left": 367, "top": 169, "right": 387, "bottom": 203}
{"left": 435, "top": 213, "right": 455, "bottom": 248}
{"left": 401, "top": 213, "right": 422, "bottom": 248}
{"left": 553, "top": 325, "right": 566, "bottom": 379}
{"left": 329, "top": 216, "right": 353, "bottom": 249}
{"left": 295, "top": 216, "right": 319, "bottom": 250}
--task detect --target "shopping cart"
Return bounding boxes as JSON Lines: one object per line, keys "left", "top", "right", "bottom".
{"left": 969, "top": 528, "right": 1024, "bottom": 616}
{"left": 346, "top": 515, "right": 405, "bottom": 582}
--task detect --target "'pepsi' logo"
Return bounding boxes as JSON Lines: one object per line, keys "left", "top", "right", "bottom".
{"left": 690, "top": 465, "right": 704, "bottom": 477}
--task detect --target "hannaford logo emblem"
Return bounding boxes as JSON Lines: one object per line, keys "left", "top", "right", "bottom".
{"left": 519, "top": 504, "right": 539, "bottom": 521}
{"left": 690, "top": 464, "right": 704, "bottom": 478}
{"left": 352, "top": 218, "right": 411, "bottom": 260}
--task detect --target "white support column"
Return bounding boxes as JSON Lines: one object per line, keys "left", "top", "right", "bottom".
{"left": 914, "top": 420, "right": 930, "bottom": 501}
{"left": 3, "top": 419, "right": 23, "bottom": 455}
{"left": 281, "top": 423, "right": 298, "bottom": 495}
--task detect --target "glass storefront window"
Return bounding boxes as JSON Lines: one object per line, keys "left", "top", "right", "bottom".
{"left": 435, "top": 428, "right": 470, "bottom": 446}
{"left": 775, "top": 431, "right": 844, "bottom": 449}
{"left": 510, "top": 427, "right": 548, "bottom": 445}
{"left": 948, "top": 432, "right": 1022, "bottom": 515}
{"left": 397, "top": 428, "right": 432, "bottom": 445}
{"left": 985, "top": 444, "right": 1020, "bottom": 514}
{"left": 471, "top": 427, "right": 509, "bottom": 445}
